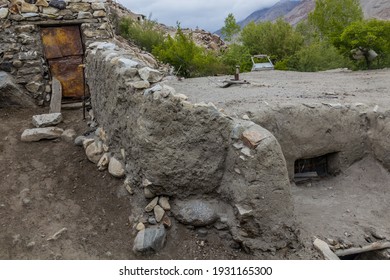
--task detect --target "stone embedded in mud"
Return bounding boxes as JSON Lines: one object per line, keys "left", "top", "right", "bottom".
{"left": 97, "top": 153, "right": 110, "bottom": 171}
{"left": 136, "top": 222, "right": 145, "bottom": 231}
{"left": 32, "top": 113, "right": 62, "bottom": 128}
{"left": 108, "top": 157, "right": 125, "bottom": 178}
{"left": 138, "top": 67, "right": 163, "bottom": 83}
{"left": 162, "top": 216, "right": 172, "bottom": 229}
{"left": 82, "top": 138, "right": 94, "bottom": 150}
{"left": 144, "top": 187, "right": 155, "bottom": 199}
{"left": 77, "top": 11, "right": 93, "bottom": 19}
{"left": 241, "top": 127, "right": 267, "bottom": 149}
{"left": 133, "top": 225, "right": 166, "bottom": 254}
{"left": 145, "top": 197, "right": 158, "bottom": 213}
{"left": 172, "top": 200, "right": 218, "bottom": 227}
{"left": 159, "top": 196, "right": 171, "bottom": 211}
{"left": 21, "top": 2, "right": 39, "bottom": 13}
{"left": 154, "top": 205, "right": 165, "bottom": 223}
{"left": 85, "top": 141, "right": 104, "bottom": 164}
{"left": 74, "top": 135, "right": 86, "bottom": 146}
{"left": 21, "top": 127, "right": 64, "bottom": 142}
{"left": 0, "top": 8, "right": 9, "bottom": 19}
{"left": 49, "top": 0, "right": 66, "bottom": 10}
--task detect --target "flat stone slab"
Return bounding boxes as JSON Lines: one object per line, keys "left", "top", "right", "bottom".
{"left": 172, "top": 199, "right": 218, "bottom": 227}
{"left": 32, "top": 113, "right": 62, "bottom": 128}
{"left": 21, "top": 127, "right": 64, "bottom": 142}
{"left": 133, "top": 225, "right": 166, "bottom": 254}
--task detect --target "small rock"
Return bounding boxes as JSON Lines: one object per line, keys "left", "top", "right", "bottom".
{"left": 77, "top": 11, "right": 93, "bottom": 19}
{"left": 136, "top": 222, "right": 145, "bottom": 231}
{"left": 148, "top": 217, "right": 157, "bottom": 225}
{"left": 108, "top": 157, "right": 125, "bottom": 178}
{"left": 233, "top": 142, "right": 244, "bottom": 149}
{"left": 82, "top": 138, "right": 95, "bottom": 149}
{"left": 93, "top": 10, "right": 106, "bottom": 18}
{"left": 214, "top": 222, "right": 229, "bottom": 230}
{"left": 125, "top": 184, "right": 134, "bottom": 195}
{"left": 26, "top": 241, "right": 35, "bottom": 249}
{"left": 142, "top": 178, "right": 152, "bottom": 187}
{"left": 160, "top": 85, "right": 175, "bottom": 98}
{"left": 173, "top": 93, "right": 188, "bottom": 101}
{"left": 242, "top": 114, "right": 250, "bottom": 120}
{"left": 47, "top": 227, "right": 68, "bottom": 241}
{"left": 49, "top": 0, "right": 66, "bottom": 10}
{"left": 162, "top": 215, "right": 172, "bottom": 229}
{"left": 61, "top": 129, "right": 76, "bottom": 142}
{"left": 144, "top": 187, "right": 155, "bottom": 199}
{"left": 138, "top": 67, "right": 163, "bottom": 83}
{"left": 154, "top": 205, "right": 165, "bottom": 223}
{"left": 97, "top": 153, "right": 110, "bottom": 171}
{"left": 159, "top": 196, "right": 171, "bottom": 211}
{"left": 21, "top": 127, "right": 64, "bottom": 142}
{"left": 241, "top": 128, "right": 267, "bottom": 149}
{"left": 133, "top": 225, "right": 166, "bottom": 254}
{"left": 173, "top": 200, "right": 218, "bottom": 227}
{"left": 130, "top": 80, "right": 150, "bottom": 90}
{"left": 145, "top": 197, "right": 158, "bottom": 213}
{"left": 0, "top": 8, "right": 9, "bottom": 19}
{"left": 32, "top": 113, "right": 62, "bottom": 128}
{"left": 85, "top": 141, "right": 104, "bottom": 164}
{"left": 74, "top": 135, "right": 86, "bottom": 146}
{"left": 197, "top": 228, "right": 208, "bottom": 238}
{"left": 241, "top": 147, "right": 252, "bottom": 157}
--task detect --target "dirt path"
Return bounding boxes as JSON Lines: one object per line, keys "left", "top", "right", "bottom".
{"left": 0, "top": 107, "right": 251, "bottom": 260}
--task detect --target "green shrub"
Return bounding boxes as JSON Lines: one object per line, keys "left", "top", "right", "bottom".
{"left": 288, "top": 41, "right": 349, "bottom": 72}
{"left": 119, "top": 17, "right": 164, "bottom": 53}
{"left": 152, "top": 27, "right": 226, "bottom": 77}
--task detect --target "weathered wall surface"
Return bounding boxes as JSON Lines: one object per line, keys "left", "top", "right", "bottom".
{"left": 252, "top": 103, "right": 371, "bottom": 178}
{"left": 85, "top": 42, "right": 298, "bottom": 254}
{"left": 0, "top": 0, "right": 113, "bottom": 105}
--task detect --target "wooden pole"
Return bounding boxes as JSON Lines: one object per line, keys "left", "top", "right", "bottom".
{"left": 335, "top": 242, "right": 390, "bottom": 257}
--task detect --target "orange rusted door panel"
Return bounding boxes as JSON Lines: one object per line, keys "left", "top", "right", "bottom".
{"left": 49, "top": 56, "right": 84, "bottom": 98}
{"left": 41, "top": 26, "right": 84, "bottom": 59}
{"left": 41, "top": 26, "right": 85, "bottom": 98}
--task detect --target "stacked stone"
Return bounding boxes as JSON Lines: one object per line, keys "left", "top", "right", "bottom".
{"left": 0, "top": 0, "right": 113, "bottom": 104}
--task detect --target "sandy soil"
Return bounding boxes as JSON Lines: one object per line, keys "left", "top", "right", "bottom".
{"left": 167, "top": 69, "right": 390, "bottom": 116}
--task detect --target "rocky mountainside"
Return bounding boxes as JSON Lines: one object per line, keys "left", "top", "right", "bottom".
{"left": 237, "top": 0, "right": 301, "bottom": 27}
{"left": 220, "top": 0, "right": 390, "bottom": 33}
{"left": 285, "top": 0, "right": 390, "bottom": 25}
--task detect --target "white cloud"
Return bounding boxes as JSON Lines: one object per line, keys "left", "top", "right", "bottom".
{"left": 117, "top": 0, "right": 280, "bottom": 32}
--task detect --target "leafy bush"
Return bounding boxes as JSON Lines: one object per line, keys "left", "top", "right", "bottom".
{"left": 152, "top": 27, "right": 226, "bottom": 77}
{"left": 288, "top": 41, "right": 349, "bottom": 72}
{"left": 119, "top": 17, "right": 164, "bottom": 53}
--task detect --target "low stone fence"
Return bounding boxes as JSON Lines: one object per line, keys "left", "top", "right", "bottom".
{"left": 84, "top": 42, "right": 298, "bottom": 254}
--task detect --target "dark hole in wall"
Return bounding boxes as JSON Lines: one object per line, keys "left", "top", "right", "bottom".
{"left": 294, "top": 152, "right": 340, "bottom": 182}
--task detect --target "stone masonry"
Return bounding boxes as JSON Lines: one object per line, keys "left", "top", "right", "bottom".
{"left": 0, "top": 0, "right": 114, "bottom": 105}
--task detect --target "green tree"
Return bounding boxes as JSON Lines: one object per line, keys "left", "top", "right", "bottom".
{"left": 308, "top": 0, "right": 363, "bottom": 41}
{"left": 337, "top": 19, "right": 390, "bottom": 69}
{"left": 221, "top": 13, "right": 241, "bottom": 42}
{"left": 241, "top": 18, "right": 303, "bottom": 62}
{"left": 220, "top": 44, "right": 252, "bottom": 73}
{"left": 119, "top": 17, "right": 164, "bottom": 53}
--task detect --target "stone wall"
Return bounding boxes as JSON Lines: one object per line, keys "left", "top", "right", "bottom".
{"left": 0, "top": 0, "right": 113, "bottom": 105}
{"left": 85, "top": 41, "right": 298, "bottom": 254}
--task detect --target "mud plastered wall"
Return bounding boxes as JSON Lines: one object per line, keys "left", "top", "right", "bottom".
{"left": 85, "top": 42, "right": 298, "bottom": 253}
{"left": 0, "top": 0, "right": 113, "bottom": 104}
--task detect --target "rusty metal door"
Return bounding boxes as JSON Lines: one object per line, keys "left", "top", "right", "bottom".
{"left": 40, "top": 26, "right": 85, "bottom": 99}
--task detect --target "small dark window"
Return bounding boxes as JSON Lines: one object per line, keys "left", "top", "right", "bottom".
{"left": 294, "top": 152, "right": 339, "bottom": 182}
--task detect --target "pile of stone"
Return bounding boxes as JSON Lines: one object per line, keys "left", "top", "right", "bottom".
{"left": 21, "top": 112, "right": 76, "bottom": 142}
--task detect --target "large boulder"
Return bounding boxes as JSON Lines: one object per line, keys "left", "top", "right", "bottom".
{"left": 172, "top": 199, "right": 218, "bottom": 227}
{"left": 0, "top": 71, "right": 36, "bottom": 107}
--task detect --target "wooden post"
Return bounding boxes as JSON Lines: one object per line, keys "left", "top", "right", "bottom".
{"left": 50, "top": 77, "right": 62, "bottom": 114}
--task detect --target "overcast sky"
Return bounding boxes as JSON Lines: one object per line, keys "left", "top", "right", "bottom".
{"left": 117, "top": 0, "right": 280, "bottom": 32}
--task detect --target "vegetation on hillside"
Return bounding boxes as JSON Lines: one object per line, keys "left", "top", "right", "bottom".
{"left": 119, "top": 0, "right": 390, "bottom": 76}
